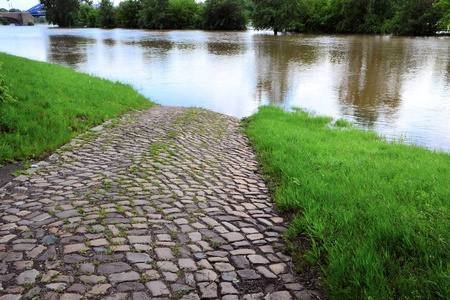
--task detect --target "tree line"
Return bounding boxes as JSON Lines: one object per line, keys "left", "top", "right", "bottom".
{"left": 37, "top": 0, "right": 252, "bottom": 30}
{"left": 20, "top": 0, "right": 450, "bottom": 35}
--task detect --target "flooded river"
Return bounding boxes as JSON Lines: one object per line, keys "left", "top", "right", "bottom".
{"left": 1, "top": 25, "right": 449, "bottom": 151}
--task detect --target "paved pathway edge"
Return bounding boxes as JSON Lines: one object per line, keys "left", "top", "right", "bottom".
{"left": 0, "top": 105, "right": 322, "bottom": 300}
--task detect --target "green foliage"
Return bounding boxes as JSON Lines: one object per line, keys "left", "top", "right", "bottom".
{"left": 202, "top": 0, "right": 248, "bottom": 30}
{"left": 139, "top": 0, "right": 170, "bottom": 29}
{"left": 116, "top": 0, "right": 203, "bottom": 29}
{"left": 97, "top": 0, "right": 116, "bottom": 28}
{"left": 0, "top": 52, "right": 152, "bottom": 163}
{"left": 382, "top": 0, "right": 441, "bottom": 35}
{"left": 77, "top": 4, "right": 97, "bottom": 27}
{"left": 40, "top": 0, "right": 80, "bottom": 27}
{"left": 31, "top": 0, "right": 448, "bottom": 34}
{"left": 252, "top": 0, "right": 303, "bottom": 34}
{"left": 117, "top": 0, "right": 141, "bottom": 28}
{"left": 244, "top": 0, "right": 254, "bottom": 12}
{"left": 0, "top": 8, "right": 9, "bottom": 25}
{"left": 0, "top": 17, "right": 10, "bottom": 25}
{"left": 34, "top": 16, "right": 48, "bottom": 24}
{"left": 168, "top": 0, "right": 202, "bottom": 29}
{"left": 245, "top": 106, "right": 450, "bottom": 299}
{"left": 301, "top": 0, "right": 329, "bottom": 32}
{"left": 298, "top": 0, "right": 441, "bottom": 35}
{"left": 322, "top": 0, "right": 392, "bottom": 34}
{"left": 436, "top": 0, "right": 450, "bottom": 29}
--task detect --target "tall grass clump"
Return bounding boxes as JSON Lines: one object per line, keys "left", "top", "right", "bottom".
{"left": 244, "top": 106, "right": 449, "bottom": 299}
{"left": 0, "top": 52, "right": 152, "bottom": 163}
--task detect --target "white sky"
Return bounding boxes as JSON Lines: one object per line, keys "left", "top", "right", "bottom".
{"left": 2, "top": 0, "right": 42, "bottom": 11}
{"left": 3, "top": 0, "right": 204, "bottom": 11}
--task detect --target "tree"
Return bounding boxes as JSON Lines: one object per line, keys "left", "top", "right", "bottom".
{"left": 117, "top": 0, "right": 141, "bottom": 28}
{"left": 0, "top": 8, "right": 9, "bottom": 25}
{"left": 244, "top": 0, "right": 254, "bottom": 13}
{"left": 40, "top": 0, "right": 80, "bottom": 27}
{"left": 436, "top": 0, "right": 450, "bottom": 30}
{"left": 34, "top": 16, "right": 47, "bottom": 23}
{"left": 0, "top": 17, "right": 10, "bottom": 25}
{"left": 139, "top": 0, "right": 170, "bottom": 29}
{"left": 202, "top": 0, "right": 247, "bottom": 30}
{"left": 322, "top": 0, "right": 392, "bottom": 34}
{"left": 300, "top": 0, "right": 331, "bottom": 32}
{"left": 382, "top": 0, "right": 441, "bottom": 35}
{"left": 168, "top": 0, "right": 202, "bottom": 29}
{"left": 0, "top": 8, "right": 8, "bottom": 25}
{"left": 252, "top": 0, "right": 303, "bottom": 35}
{"left": 77, "top": 4, "right": 97, "bottom": 27}
{"left": 360, "top": 0, "right": 392, "bottom": 33}
{"left": 97, "top": 0, "right": 116, "bottom": 28}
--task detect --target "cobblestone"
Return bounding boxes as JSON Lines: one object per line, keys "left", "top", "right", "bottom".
{"left": 0, "top": 106, "right": 321, "bottom": 299}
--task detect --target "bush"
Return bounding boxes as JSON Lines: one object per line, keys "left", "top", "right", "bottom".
{"left": 0, "top": 17, "right": 10, "bottom": 25}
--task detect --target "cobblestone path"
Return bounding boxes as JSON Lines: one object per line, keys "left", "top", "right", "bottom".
{"left": 0, "top": 106, "right": 320, "bottom": 300}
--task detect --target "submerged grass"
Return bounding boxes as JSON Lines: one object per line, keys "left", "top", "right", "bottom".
{"left": 244, "top": 106, "right": 449, "bottom": 299}
{"left": 0, "top": 52, "right": 152, "bottom": 163}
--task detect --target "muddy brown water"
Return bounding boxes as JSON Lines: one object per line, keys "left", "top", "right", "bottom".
{"left": 1, "top": 25, "right": 449, "bottom": 151}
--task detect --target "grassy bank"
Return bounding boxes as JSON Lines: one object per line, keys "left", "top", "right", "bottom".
{"left": 244, "top": 106, "right": 449, "bottom": 299}
{"left": 0, "top": 52, "right": 152, "bottom": 164}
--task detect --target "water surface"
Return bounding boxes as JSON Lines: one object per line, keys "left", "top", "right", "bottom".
{"left": 1, "top": 25, "right": 449, "bottom": 151}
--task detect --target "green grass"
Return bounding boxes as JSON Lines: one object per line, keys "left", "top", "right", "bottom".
{"left": 0, "top": 52, "right": 152, "bottom": 163}
{"left": 244, "top": 106, "right": 449, "bottom": 300}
